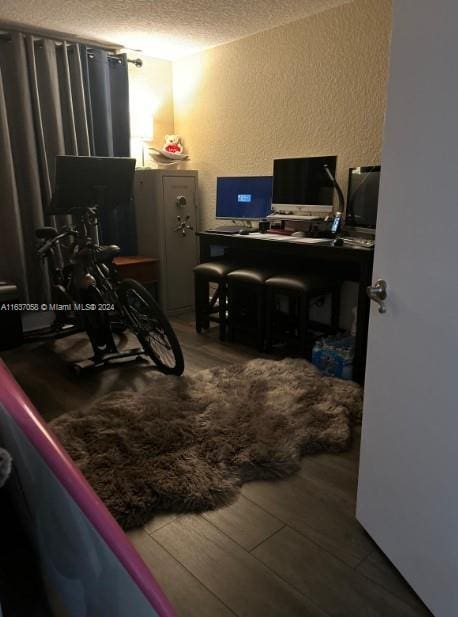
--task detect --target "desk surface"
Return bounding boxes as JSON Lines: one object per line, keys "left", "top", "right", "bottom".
{"left": 198, "top": 231, "right": 373, "bottom": 263}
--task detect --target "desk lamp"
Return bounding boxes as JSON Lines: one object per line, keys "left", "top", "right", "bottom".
{"left": 323, "top": 164, "right": 345, "bottom": 214}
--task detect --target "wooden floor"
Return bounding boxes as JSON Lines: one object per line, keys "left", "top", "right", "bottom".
{"left": 2, "top": 314, "right": 431, "bottom": 617}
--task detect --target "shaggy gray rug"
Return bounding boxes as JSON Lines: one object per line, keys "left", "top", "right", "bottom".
{"left": 51, "top": 358, "right": 362, "bottom": 530}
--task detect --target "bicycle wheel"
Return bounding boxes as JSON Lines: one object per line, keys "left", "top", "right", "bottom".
{"left": 81, "top": 286, "right": 117, "bottom": 355}
{"left": 117, "top": 279, "right": 184, "bottom": 375}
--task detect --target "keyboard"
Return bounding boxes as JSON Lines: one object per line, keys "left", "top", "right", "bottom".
{"left": 237, "top": 232, "right": 328, "bottom": 244}
{"left": 267, "top": 214, "right": 322, "bottom": 221}
{"left": 340, "top": 237, "right": 375, "bottom": 248}
{"left": 206, "top": 225, "right": 252, "bottom": 234}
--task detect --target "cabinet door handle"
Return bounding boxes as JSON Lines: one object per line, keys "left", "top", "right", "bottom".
{"left": 174, "top": 215, "right": 194, "bottom": 236}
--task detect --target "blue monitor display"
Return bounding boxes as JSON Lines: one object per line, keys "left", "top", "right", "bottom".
{"left": 216, "top": 176, "right": 272, "bottom": 220}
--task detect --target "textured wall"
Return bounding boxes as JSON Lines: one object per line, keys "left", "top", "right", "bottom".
{"left": 0, "top": 0, "right": 351, "bottom": 59}
{"left": 173, "top": 0, "right": 392, "bottom": 230}
{"left": 128, "top": 54, "right": 175, "bottom": 166}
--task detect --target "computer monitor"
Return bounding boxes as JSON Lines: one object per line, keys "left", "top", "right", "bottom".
{"left": 345, "top": 166, "right": 381, "bottom": 234}
{"left": 272, "top": 156, "right": 337, "bottom": 212}
{"left": 216, "top": 176, "right": 273, "bottom": 220}
{"left": 50, "top": 156, "right": 136, "bottom": 214}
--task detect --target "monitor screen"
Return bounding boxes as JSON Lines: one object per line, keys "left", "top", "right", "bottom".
{"left": 345, "top": 166, "right": 381, "bottom": 230}
{"left": 216, "top": 176, "right": 273, "bottom": 220}
{"left": 50, "top": 156, "right": 136, "bottom": 213}
{"left": 272, "top": 156, "right": 337, "bottom": 210}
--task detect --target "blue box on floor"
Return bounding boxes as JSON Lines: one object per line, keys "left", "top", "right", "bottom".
{"left": 312, "top": 335, "right": 354, "bottom": 380}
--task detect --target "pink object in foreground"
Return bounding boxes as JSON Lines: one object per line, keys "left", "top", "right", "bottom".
{"left": 0, "top": 360, "right": 176, "bottom": 617}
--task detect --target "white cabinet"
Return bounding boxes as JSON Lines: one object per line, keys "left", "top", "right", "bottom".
{"left": 133, "top": 169, "right": 199, "bottom": 314}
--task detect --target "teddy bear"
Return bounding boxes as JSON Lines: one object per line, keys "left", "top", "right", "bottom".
{"left": 163, "top": 134, "right": 184, "bottom": 154}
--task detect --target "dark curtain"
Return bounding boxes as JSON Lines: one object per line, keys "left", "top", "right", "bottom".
{"left": 0, "top": 32, "right": 135, "bottom": 302}
{"left": 80, "top": 47, "right": 136, "bottom": 252}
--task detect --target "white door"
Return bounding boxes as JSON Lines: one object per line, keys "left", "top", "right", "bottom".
{"left": 356, "top": 2, "right": 458, "bottom": 615}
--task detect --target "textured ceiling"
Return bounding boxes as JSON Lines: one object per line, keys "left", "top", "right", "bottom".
{"left": 0, "top": 0, "right": 352, "bottom": 59}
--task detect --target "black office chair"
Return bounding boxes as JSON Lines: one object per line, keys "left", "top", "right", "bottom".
{"left": 264, "top": 273, "right": 341, "bottom": 353}
{"left": 194, "top": 260, "right": 240, "bottom": 340}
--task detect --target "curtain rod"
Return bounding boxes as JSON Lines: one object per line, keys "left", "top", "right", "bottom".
{"left": 86, "top": 51, "right": 142, "bottom": 67}
{"left": 97, "top": 53, "right": 143, "bottom": 67}
{"left": 127, "top": 58, "right": 143, "bottom": 67}
{"left": 0, "top": 30, "right": 143, "bottom": 67}
{"left": 0, "top": 20, "right": 121, "bottom": 52}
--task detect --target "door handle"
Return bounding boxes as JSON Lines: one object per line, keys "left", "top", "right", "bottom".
{"left": 367, "top": 279, "right": 387, "bottom": 313}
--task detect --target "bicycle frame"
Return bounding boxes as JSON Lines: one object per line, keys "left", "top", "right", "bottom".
{"left": 36, "top": 205, "right": 184, "bottom": 375}
{"left": 36, "top": 208, "right": 149, "bottom": 372}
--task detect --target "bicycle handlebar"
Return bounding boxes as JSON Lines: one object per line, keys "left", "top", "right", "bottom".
{"left": 37, "top": 229, "right": 79, "bottom": 257}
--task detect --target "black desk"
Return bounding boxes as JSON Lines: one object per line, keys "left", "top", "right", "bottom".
{"left": 198, "top": 232, "right": 374, "bottom": 384}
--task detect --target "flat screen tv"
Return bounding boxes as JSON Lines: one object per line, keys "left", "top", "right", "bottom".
{"left": 216, "top": 176, "right": 272, "bottom": 220}
{"left": 272, "top": 156, "right": 337, "bottom": 212}
{"left": 345, "top": 166, "right": 381, "bottom": 233}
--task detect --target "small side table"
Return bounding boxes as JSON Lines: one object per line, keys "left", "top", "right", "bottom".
{"left": 113, "top": 256, "right": 160, "bottom": 300}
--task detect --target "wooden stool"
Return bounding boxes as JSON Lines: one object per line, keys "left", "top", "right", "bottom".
{"left": 265, "top": 273, "right": 341, "bottom": 353}
{"left": 194, "top": 261, "right": 239, "bottom": 340}
{"left": 227, "top": 267, "right": 278, "bottom": 351}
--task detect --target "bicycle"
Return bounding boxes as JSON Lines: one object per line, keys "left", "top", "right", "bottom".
{"left": 35, "top": 206, "right": 184, "bottom": 376}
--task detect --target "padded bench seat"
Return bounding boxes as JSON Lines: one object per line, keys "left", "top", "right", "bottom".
{"left": 194, "top": 260, "right": 240, "bottom": 339}
{"left": 194, "top": 261, "right": 239, "bottom": 279}
{"left": 226, "top": 267, "right": 279, "bottom": 350}
{"left": 264, "top": 273, "right": 337, "bottom": 294}
{"left": 265, "top": 273, "right": 341, "bottom": 352}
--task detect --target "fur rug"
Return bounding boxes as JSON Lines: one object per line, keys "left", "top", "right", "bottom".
{"left": 51, "top": 358, "right": 362, "bottom": 530}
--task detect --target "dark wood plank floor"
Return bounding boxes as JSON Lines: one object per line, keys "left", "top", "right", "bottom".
{"left": 1, "top": 314, "right": 431, "bottom": 617}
